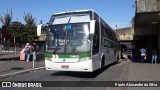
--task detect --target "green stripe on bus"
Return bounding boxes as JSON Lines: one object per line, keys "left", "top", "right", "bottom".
{"left": 44, "top": 52, "right": 53, "bottom": 58}
{"left": 58, "top": 54, "right": 70, "bottom": 58}
{"left": 58, "top": 52, "right": 91, "bottom": 58}
{"left": 44, "top": 52, "right": 91, "bottom": 58}
{"left": 79, "top": 52, "right": 91, "bottom": 58}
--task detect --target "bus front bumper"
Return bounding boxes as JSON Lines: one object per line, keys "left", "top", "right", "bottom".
{"left": 45, "top": 60, "right": 94, "bottom": 72}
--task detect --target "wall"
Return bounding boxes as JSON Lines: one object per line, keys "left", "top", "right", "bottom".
{"left": 115, "top": 27, "right": 134, "bottom": 41}
{"left": 137, "top": 0, "right": 160, "bottom": 13}
{"left": 134, "top": 24, "right": 159, "bottom": 35}
{"left": 159, "top": 24, "right": 160, "bottom": 49}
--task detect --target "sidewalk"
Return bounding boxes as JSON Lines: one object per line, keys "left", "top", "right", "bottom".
{"left": 0, "top": 60, "right": 45, "bottom": 75}
{"left": 128, "top": 61, "right": 160, "bottom": 81}
{"left": 121, "top": 60, "right": 160, "bottom": 90}
{"left": 0, "top": 53, "right": 45, "bottom": 79}
{"left": 120, "top": 60, "right": 160, "bottom": 81}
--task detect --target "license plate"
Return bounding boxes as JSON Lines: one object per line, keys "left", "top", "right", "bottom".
{"left": 61, "top": 65, "right": 69, "bottom": 69}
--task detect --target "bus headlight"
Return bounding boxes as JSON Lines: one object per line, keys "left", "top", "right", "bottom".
{"left": 79, "top": 57, "right": 91, "bottom": 62}
{"left": 45, "top": 57, "right": 52, "bottom": 61}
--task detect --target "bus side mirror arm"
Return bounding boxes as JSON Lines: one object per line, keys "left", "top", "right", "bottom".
{"left": 90, "top": 20, "right": 96, "bottom": 35}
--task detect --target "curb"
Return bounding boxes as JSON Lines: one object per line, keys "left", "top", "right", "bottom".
{"left": 0, "top": 66, "right": 45, "bottom": 80}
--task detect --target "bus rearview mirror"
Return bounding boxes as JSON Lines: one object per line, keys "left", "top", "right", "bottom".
{"left": 37, "top": 24, "right": 48, "bottom": 36}
{"left": 37, "top": 24, "right": 42, "bottom": 36}
{"left": 90, "top": 20, "right": 96, "bottom": 35}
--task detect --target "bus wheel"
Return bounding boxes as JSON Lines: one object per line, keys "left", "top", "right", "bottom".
{"left": 101, "top": 56, "right": 105, "bottom": 68}
{"left": 116, "top": 56, "right": 119, "bottom": 63}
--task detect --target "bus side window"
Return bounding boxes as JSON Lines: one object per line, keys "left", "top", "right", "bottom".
{"left": 93, "top": 21, "right": 99, "bottom": 55}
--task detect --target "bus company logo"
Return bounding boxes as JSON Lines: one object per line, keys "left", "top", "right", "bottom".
{"left": 2, "top": 82, "right": 11, "bottom": 87}
{"left": 70, "top": 55, "right": 79, "bottom": 58}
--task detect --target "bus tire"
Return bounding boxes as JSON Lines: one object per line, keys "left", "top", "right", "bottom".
{"left": 116, "top": 55, "right": 119, "bottom": 63}
{"left": 101, "top": 56, "right": 105, "bottom": 68}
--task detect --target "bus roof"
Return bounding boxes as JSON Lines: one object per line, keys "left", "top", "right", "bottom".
{"left": 53, "top": 9, "right": 98, "bottom": 16}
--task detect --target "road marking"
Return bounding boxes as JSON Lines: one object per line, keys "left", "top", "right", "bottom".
{"left": 120, "top": 60, "right": 130, "bottom": 81}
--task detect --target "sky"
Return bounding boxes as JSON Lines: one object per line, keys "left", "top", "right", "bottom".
{"left": 0, "top": 0, "right": 135, "bottom": 29}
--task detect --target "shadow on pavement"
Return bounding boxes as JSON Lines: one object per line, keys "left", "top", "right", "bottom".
{"left": 11, "top": 67, "right": 25, "bottom": 70}
{"left": 51, "top": 61, "right": 121, "bottom": 79}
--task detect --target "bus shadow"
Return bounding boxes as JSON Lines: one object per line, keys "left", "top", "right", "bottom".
{"left": 51, "top": 61, "right": 120, "bottom": 79}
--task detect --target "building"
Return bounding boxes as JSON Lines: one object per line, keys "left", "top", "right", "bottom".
{"left": 135, "top": 0, "right": 160, "bottom": 61}
{"left": 115, "top": 27, "right": 134, "bottom": 59}
{"left": 115, "top": 27, "right": 134, "bottom": 41}
{"left": 116, "top": 0, "right": 160, "bottom": 61}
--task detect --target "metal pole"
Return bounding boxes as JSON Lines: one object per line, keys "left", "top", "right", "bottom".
{"left": 33, "top": 58, "right": 35, "bottom": 69}
{"left": 33, "top": 51, "right": 35, "bottom": 69}
{"left": 14, "top": 36, "right": 16, "bottom": 57}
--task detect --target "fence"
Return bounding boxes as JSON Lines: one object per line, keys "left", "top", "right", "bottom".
{"left": 0, "top": 43, "right": 45, "bottom": 60}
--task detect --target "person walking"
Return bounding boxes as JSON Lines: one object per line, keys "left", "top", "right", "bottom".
{"left": 31, "top": 42, "right": 37, "bottom": 61}
{"left": 152, "top": 48, "right": 158, "bottom": 64}
{"left": 132, "top": 48, "right": 136, "bottom": 62}
{"left": 25, "top": 43, "right": 31, "bottom": 62}
{"left": 140, "top": 47, "right": 146, "bottom": 63}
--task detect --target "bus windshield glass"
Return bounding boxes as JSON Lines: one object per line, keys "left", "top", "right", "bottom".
{"left": 47, "top": 23, "right": 91, "bottom": 54}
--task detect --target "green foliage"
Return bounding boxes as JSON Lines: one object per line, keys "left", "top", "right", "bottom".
{"left": 8, "top": 21, "right": 37, "bottom": 43}
{"left": 131, "top": 16, "right": 135, "bottom": 27}
{"left": 23, "top": 12, "right": 36, "bottom": 26}
{"left": 0, "top": 8, "right": 13, "bottom": 26}
{"left": 0, "top": 10, "right": 38, "bottom": 43}
{"left": 23, "top": 25, "right": 37, "bottom": 43}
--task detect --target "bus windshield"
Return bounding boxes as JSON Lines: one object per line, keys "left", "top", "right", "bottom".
{"left": 47, "top": 23, "right": 91, "bottom": 54}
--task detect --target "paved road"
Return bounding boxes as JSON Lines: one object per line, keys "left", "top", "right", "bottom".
{"left": 0, "top": 60, "right": 127, "bottom": 90}
{"left": 0, "top": 60, "right": 160, "bottom": 90}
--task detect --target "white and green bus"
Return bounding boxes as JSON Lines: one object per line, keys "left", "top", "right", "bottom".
{"left": 37, "top": 10, "right": 120, "bottom": 72}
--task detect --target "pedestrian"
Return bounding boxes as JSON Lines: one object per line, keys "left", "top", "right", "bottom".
{"left": 25, "top": 43, "right": 31, "bottom": 62}
{"left": 132, "top": 48, "right": 136, "bottom": 62}
{"left": 151, "top": 48, "right": 158, "bottom": 64}
{"left": 31, "top": 42, "right": 37, "bottom": 61}
{"left": 140, "top": 47, "right": 146, "bottom": 63}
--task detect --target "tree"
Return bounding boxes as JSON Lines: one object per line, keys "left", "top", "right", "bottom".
{"left": 0, "top": 8, "right": 13, "bottom": 27}
{"left": 131, "top": 0, "right": 136, "bottom": 27}
{"left": 23, "top": 12, "right": 36, "bottom": 26}
{"left": 8, "top": 21, "right": 38, "bottom": 43}
{"left": 131, "top": 16, "right": 135, "bottom": 27}
{"left": 7, "top": 21, "right": 25, "bottom": 43}
{"left": 23, "top": 25, "right": 37, "bottom": 43}
{"left": 9, "top": 12, "right": 38, "bottom": 43}
{"left": 22, "top": 12, "right": 37, "bottom": 43}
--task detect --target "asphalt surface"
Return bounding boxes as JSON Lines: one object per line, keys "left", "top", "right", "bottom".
{"left": 0, "top": 56, "right": 160, "bottom": 90}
